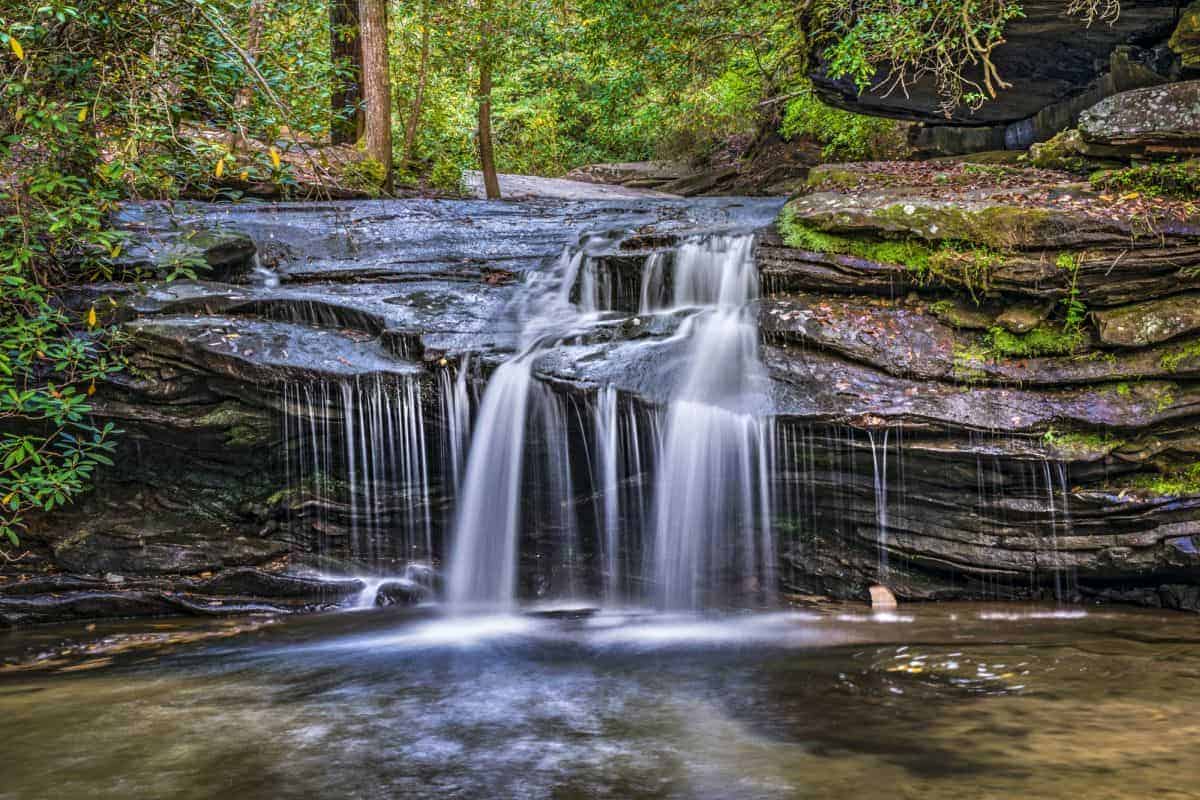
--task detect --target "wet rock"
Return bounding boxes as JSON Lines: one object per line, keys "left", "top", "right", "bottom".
{"left": 189, "top": 568, "right": 364, "bottom": 600}
{"left": 113, "top": 222, "right": 256, "bottom": 283}
{"left": 1094, "top": 294, "right": 1200, "bottom": 347}
{"left": 374, "top": 579, "right": 424, "bottom": 607}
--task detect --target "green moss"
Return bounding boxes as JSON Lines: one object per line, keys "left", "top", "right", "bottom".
{"left": 778, "top": 206, "right": 935, "bottom": 270}
{"left": 985, "top": 324, "right": 1086, "bottom": 358}
{"left": 1131, "top": 463, "right": 1200, "bottom": 497}
{"left": 871, "top": 203, "right": 1052, "bottom": 251}
{"left": 1091, "top": 161, "right": 1200, "bottom": 200}
{"left": 1160, "top": 339, "right": 1200, "bottom": 372}
{"left": 1115, "top": 382, "right": 1132, "bottom": 397}
{"left": 1042, "top": 428, "right": 1124, "bottom": 457}
{"left": 1156, "top": 388, "right": 1176, "bottom": 414}
{"left": 804, "top": 166, "right": 861, "bottom": 191}
{"left": 951, "top": 342, "right": 990, "bottom": 383}
{"left": 779, "top": 205, "right": 1004, "bottom": 300}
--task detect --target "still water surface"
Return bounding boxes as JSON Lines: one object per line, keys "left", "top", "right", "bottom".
{"left": 2, "top": 603, "right": 1198, "bottom": 799}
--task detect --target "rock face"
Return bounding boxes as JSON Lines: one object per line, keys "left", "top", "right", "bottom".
{"left": 6, "top": 179, "right": 1199, "bottom": 624}
{"left": 762, "top": 162, "right": 1200, "bottom": 606}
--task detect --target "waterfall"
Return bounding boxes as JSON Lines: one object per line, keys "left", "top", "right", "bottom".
{"left": 646, "top": 237, "right": 776, "bottom": 609}
{"left": 446, "top": 249, "right": 590, "bottom": 608}
{"left": 445, "top": 234, "right": 776, "bottom": 611}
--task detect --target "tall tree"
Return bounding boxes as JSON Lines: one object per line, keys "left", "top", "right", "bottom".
{"left": 329, "top": 0, "right": 364, "bottom": 145}
{"left": 358, "top": 0, "right": 393, "bottom": 188}
{"left": 229, "top": 0, "right": 270, "bottom": 151}
{"left": 476, "top": 0, "right": 501, "bottom": 199}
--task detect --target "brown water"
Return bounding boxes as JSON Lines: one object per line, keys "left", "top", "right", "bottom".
{"left": 2, "top": 603, "right": 1198, "bottom": 799}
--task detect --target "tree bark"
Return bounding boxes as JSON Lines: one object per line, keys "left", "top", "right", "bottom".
{"left": 401, "top": 5, "right": 431, "bottom": 169}
{"left": 477, "top": 3, "right": 501, "bottom": 200}
{"left": 329, "top": 0, "right": 363, "bottom": 145}
{"left": 357, "top": 0, "right": 393, "bottom": 190}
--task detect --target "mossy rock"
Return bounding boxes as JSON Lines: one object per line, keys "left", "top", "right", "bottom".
{"left": 1170, "top": 1, "right": 1200, "bottom": 69}
{"left": 995, "top": 302, "right": 1053, "bottom": 334}
{"left": 929, "top": 299, "right": 994, "bottom": 330}
{"left": 1028, "top": 129, "right": 1088, "bottom": 172}
{"left": 1090, "top": 160, "right": 1200, "bottom": 200}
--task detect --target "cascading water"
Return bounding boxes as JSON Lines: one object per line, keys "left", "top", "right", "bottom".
{"left": 446, "top": 234, "right": 776, "bottom": 611}
{"left": 646, "top": 237, "right": 776, "bottom": 609}
{"left": 446, "top": 249, "right": 592, "bottom": 608}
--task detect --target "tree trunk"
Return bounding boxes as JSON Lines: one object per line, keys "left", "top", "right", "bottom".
{"left": 401, "top": 6, "right": 431, "bottom": 170}
{"left": 228, "top": 0, "right": 269, "bottom": 151}
{"left": 357, "top": 0, "right": 393, "bottom": 190}
{"left": 329, "top": 0, "right": 363, "bottom": 145}
{"left": 477, "top": 5, "right": 501, "bottom": 200}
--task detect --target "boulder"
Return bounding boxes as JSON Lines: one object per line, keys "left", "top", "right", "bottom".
{"left": 1095, "top": 293, "right": 1200, "bottom": 347}
{"left": 1079, "top": 80, "right": 1200, "bottom": 156}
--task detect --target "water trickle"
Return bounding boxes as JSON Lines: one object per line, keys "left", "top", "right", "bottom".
{"left": 868, "top": 428, "right": 891, "bottom": 575}
{"left": 282, "top": 376, "right": 434, "bottom": 570}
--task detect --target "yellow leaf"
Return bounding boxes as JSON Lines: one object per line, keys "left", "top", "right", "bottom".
{"left": 109, "top": 244, "right": 121, "bottom": 259}
{"left": 87, "top": 381, "right": 96, "bottom": 396}
{"left": 214, "top": 159, "right": 225, "bottom": 179}
{"left": 1119, "top": 191, "right": 1140, "bottom": 201}
{"left": 77, "top": 106, "right": 87, "bottom": 123}
{"left": 86, "top": 307, "right": 97, "bottom": 328}
{"left": 9, "top": 37, "right": 24, "bottom": 60}
{"left": 239, "top": 170, "right": 249, "bottom": 181}
{"left": 1, "top": 493, "right": 13, "bottom": 506}
{"left": 269, "top": 147, "right": 281, "bottom": 169}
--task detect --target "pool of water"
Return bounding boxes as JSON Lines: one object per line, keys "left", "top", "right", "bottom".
{"left": 2, "top": 603, "right": 1199, "bottom": 799}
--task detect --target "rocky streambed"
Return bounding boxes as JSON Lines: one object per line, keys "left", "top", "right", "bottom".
{"left": 3, "top": 168, "right": 1199, "bottom": 625}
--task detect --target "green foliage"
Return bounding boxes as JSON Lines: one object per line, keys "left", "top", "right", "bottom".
{"left": 340, "top": 157, "right": 388, "bottom": 196}
{"left": 1056, "top": 252, "right": 1088, "bottom": 335}
{"left": 0, "top": 3, "right": 135, "bottom": 549}
{"left": 429, "top": 157, "right": 464, "bottom": 193}
{"left": 781, "top": 89, "right": 906, "bottom": 161}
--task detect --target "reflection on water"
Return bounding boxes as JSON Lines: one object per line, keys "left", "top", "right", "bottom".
{"left": 2, "top": 603, "right": 1200, "bottom": 800}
